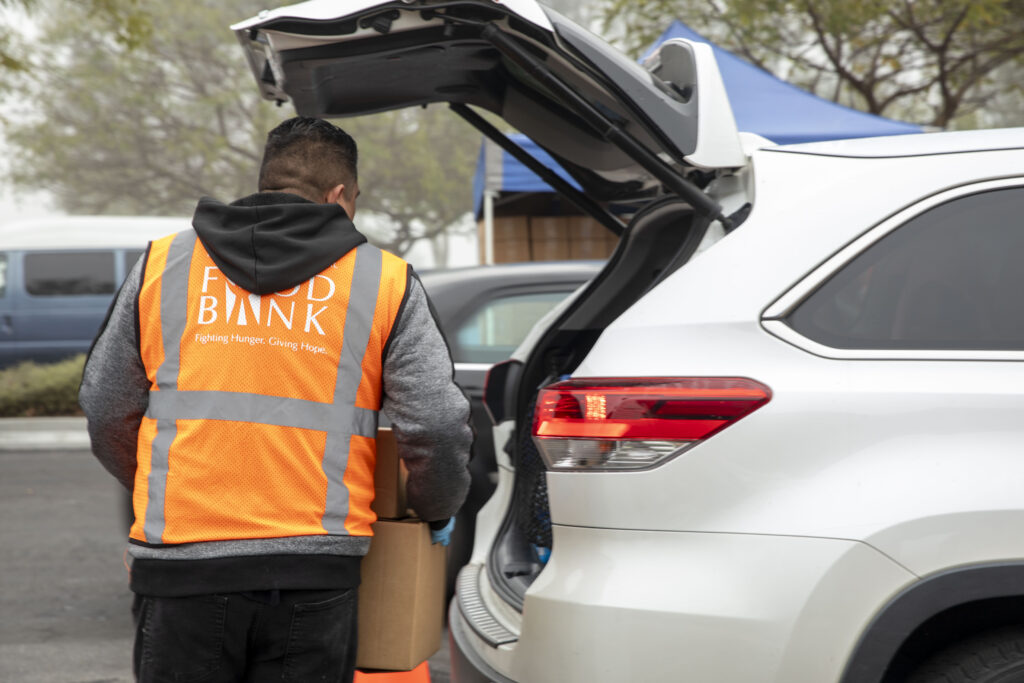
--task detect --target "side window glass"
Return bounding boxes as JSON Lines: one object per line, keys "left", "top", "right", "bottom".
{"left": 25, "top": 252, "right": 116, "bottom": 296}
{"left": 787, "top": 187, "right": 1024, "bottom": 350}
{"left": 0, "top": 253, "right": 7, "bottom": 298}
{"left": 454, "top": 291, "right": 570, "bottom": 363}
{"left": 122, "top": 249, "right": 145, "bottom": 277}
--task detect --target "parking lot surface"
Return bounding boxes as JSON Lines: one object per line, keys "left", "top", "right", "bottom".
{"left": 0, "top": 422, "right": 450, "bottom": 682}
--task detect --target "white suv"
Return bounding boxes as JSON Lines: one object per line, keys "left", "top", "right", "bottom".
{"left": 234, "top": 3, "right": 1024, "bottom": 681}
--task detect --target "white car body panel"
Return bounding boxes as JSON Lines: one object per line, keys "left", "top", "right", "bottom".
{"left": 577, "top": 142, "right": 1024, "bottom": 337}
{"left": 778, "top": 126, "right": 1024, "bottom": 157}
{"left": 231, "top": 0, "right": 554, "bottom": 33}
{"left": 762, "top": 175, "right": 1024, "bottom": 360}
{"left": 449, "top": 130, "right": 1024, "bottom": 683}
{"left": 548, "top": 356, "right": 1024, "bottom": 574}
{"left": 563, "top": 137, "right": 1024, "bottom": 579}
{"left": 651, "top": 39, "right": 747, "bottom": 169}
{"left": 256, "top": 13, "right": 453, "bottom": 52}
{"left": 235, "top": 1, "right": 749, "bottom": 190}
{"left": 230, "top": 1, "right": 1024, "bottom": 676}
{"left": 510, "top": 526, "right": 913, "bottom": 683}
{"left": 470, "top": 421, "right": 515, "bottom": 566}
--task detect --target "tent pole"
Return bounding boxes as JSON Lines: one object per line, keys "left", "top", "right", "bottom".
{"left": 483, "top": 190, "right": 496, "bottom": 265}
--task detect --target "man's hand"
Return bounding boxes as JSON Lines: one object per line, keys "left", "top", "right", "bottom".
{"left": 429, "top": 517, "right": 455, "bottom": 546}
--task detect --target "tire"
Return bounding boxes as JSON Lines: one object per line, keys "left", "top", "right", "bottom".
{"left": 907, "top": 627, "right": 1024, "bottom": 683}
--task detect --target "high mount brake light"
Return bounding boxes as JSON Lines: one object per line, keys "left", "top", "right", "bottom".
{"left": 532, "top": 378, "right": 771, "bottom": 470}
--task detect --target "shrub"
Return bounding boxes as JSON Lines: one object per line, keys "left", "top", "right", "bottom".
{"left": 0, "top": 355, "right": 86, "bottom": 417}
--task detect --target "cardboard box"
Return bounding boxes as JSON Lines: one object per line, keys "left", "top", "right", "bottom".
{"left": 569, "top": 217, "right": 617, "bottom": 260}
{"left": 494, "top": 237, "right": 532, "bottom": 263}
{"left": 371, "top": 428, "right": 408, "bottom": 520}
{"left": 357, "top": 518, "right": 447, "bottom": 671}
{"left": 530, "top": 216, "right": 571, "bottom": 261}
{"left": 479, "top": 218, "right": 533, "bottom": 263}
{"left": 492, "top": 216, "right": 529, "bottom": 243}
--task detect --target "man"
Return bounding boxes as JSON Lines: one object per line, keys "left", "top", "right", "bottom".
{"left": 79, "top": 116, "right": 472, "bottom": 682}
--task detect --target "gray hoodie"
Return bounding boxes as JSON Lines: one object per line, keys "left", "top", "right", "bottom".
{"left": 79, "top": 192, "right": 471, "bottom": 596}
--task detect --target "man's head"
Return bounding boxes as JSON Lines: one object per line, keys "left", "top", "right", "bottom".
{"left": 258, "top": 116, "right": 359, "bottom": 218}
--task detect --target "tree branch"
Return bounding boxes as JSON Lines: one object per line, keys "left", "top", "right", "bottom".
{"left": 804, "top": 0, "right": 878, "bottom": 110}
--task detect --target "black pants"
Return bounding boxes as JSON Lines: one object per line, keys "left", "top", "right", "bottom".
{"left": 132, "top": 588, "right": 358, "bottom": 683}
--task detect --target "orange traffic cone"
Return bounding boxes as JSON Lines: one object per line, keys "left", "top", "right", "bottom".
{"left": 354, "top": 662, "right": 431, "bottom": 683}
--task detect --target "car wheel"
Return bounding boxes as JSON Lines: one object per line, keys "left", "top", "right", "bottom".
{"left": 907, "top": 627, "right": 1024, "bottom": 683}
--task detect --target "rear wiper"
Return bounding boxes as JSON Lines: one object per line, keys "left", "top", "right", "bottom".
{"left": 480, "top": 24, "right": 732, "bottom": 231}
{"left": 450, "top": 103, "right": 625, "bottom": 237}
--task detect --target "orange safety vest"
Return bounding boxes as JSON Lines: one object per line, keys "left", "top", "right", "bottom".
{"left": 131, "top": 231, "right": 408, "bottom": 546}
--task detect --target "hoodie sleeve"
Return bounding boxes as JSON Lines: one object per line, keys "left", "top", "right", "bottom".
{"left": 381, "top": 274, "right": 472, "bottom": 523}
{"left": 79, "top": 257, "right": 149, "bottom": 491}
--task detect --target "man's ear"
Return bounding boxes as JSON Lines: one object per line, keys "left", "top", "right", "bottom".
{"left": 324, "top": 183, "right": 347, "bottom": 205}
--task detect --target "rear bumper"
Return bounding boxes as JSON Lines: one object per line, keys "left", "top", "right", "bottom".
{"left": 453, "top": 525, "right": 915, "bottom": 683}
{"left": 449, "top": 600, "right": 516, "bottom": 683}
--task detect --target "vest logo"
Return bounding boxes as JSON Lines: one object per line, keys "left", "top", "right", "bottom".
{"left": 196, "top": 267, "right": 335, "bottom": 336}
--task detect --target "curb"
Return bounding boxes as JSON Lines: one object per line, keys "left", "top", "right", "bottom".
{"left": 0, "top": 417, "right": 91, "bottom": 451}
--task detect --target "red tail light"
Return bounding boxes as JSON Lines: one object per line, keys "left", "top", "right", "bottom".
{"left": 532, "top": 378, "right": 771, "bottom": 470}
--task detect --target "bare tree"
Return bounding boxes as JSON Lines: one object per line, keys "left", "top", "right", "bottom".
{"left": 346, "top": 106, "right": 478, "bottom": 258}
{"left": 1, "top": 0, "right": 149, "bottom": 81}
{"left": 602, "top": 0, "right": 1024, "bottom": 127}
{"left": 4, "top": 0, "right": 479, "bottom": 258}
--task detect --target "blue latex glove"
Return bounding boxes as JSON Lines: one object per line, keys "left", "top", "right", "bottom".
{"left": 430, "top": 517, "right": 456, "bottom": 546}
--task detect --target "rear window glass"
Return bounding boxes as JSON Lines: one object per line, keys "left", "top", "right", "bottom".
{"left": 787, "top": 187, "right": 1024, "bottom": 350}
{"left": 455, "top": 291, "right": 570, "bottom": 363}
{"left": 25, "top": 252, "right": 116, "bottom": 296}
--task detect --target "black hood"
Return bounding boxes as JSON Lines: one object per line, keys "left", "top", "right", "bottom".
{"left": 191, "top": 192, "right": 367, "bottom": 295}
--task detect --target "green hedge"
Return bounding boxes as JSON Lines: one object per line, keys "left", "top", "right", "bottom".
{"left": 0, "top": 355, "right": 86, "bottom": 417}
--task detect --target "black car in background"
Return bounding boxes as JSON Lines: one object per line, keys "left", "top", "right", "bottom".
{"left": 417, "top": 260, "right": 602, "bottom": 592}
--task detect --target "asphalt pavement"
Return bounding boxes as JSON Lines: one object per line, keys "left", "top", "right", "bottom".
{"left": 0, "top": 419, "right": 451, "bottom": 683}
{"left": 0, "top": 440, "right": 132, "bottom": 682}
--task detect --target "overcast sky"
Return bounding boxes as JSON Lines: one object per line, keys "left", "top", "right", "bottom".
{"left": 0, "top": 6, "right": 59, "bottom": 228}
{"left": 0, "top": 185, "right": 59, "bottom": 227}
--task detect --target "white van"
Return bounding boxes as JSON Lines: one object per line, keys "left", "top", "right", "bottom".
{"left": 0, "top": 216, "right": 190, "bottom": 367}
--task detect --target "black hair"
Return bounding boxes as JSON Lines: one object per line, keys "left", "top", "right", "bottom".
{"left": 257, "top": 116, "right": 358, "bottom": 201}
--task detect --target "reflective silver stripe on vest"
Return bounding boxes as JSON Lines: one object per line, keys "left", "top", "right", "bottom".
{"left": 145, "top": 230, "right": 197, "bottom": 544}
{"left": 145, "top": 390, "right": 377, "bottom": 437}
{"left": 323, "top": 245, "right": 383, "bottom": 534}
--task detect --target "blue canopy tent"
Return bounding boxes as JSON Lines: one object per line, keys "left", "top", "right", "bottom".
{"left": 642, "top": 21, "right": 923, "bottom": 145}
{"left": 474, "top": 19, "right": 923, "bottom": 216}
{"left": 472, "top": 134, "right": 580, "bottom": 217}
